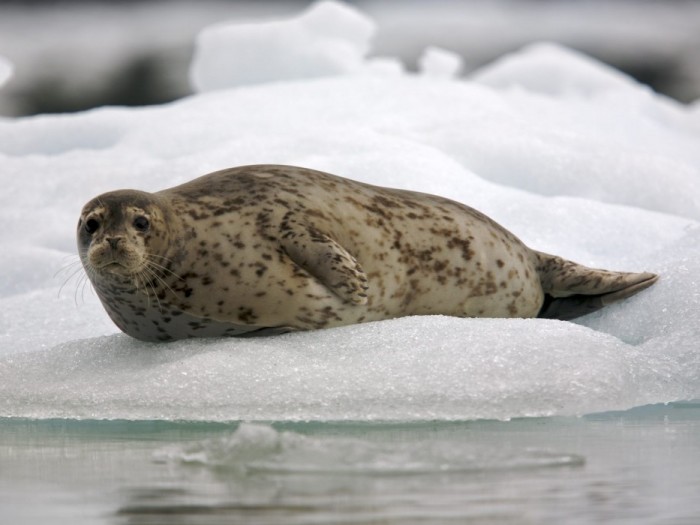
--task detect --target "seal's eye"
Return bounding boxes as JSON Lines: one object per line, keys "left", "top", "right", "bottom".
{"left": 133, "top": 216, "right": 150, "bottom": 232}
{"left": 84, "top": 218, "right": 100, "bottom": 234}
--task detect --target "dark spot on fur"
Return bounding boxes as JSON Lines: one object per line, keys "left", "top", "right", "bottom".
{"left": 237, "top": 307, "right": 257, "bottom": 323}
{"left": 448, "top": 237, "right": 475, "bottom": 261}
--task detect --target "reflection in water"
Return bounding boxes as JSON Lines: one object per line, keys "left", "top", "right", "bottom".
{"left": 116, "top": 423, "right": 584, "bottom": 523}
{"left": 1, "top": 404, "right": 700, "bottom": 524}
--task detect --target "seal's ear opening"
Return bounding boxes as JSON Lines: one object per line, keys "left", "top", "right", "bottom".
{"left": 535, "top": 251, "right": 658, "bottom": 320}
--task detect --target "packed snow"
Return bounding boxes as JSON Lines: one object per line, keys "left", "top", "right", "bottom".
{"left": 0, "top": 1, "right": 698, "bottom": 422}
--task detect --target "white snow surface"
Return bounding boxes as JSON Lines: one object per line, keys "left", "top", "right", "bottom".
{"left": 0, "top": 1, "right": 698, "bottom": 422}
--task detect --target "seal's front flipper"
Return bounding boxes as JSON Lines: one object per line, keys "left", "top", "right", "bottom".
{"left": 279, "top": 221, "right": 369, "bottom": 305}
{"left": 535, "top": 251, "right": 659, "bottom": 320}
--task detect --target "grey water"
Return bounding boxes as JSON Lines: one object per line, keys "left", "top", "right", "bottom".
{"left": 1, "top": 402, "right": 699, "bottom": 525}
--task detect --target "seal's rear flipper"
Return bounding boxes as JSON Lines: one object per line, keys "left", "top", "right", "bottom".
{"left": 534, "top": 251, "right": 659, "bottom": 320}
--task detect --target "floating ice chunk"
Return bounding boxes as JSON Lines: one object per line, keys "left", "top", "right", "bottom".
{"left": 0, "top": 55, "right": 12, "bottom": 90}
{"left": 155, "top": 423, "right": 282, "bottom": 470}
{"left": 471, "top": 42, "right": 644, "bottom": 98}
{"left": 155, "top": 422, "right": 584, "bottom": 473}
{"left": 190, "top": 0, "right": 376, "bottom": 92}
{"left": 418, "top": 46, "right": 463, "bottom": 79}
{"left": 363, "top": 57, "right": 404, "bottom": 76}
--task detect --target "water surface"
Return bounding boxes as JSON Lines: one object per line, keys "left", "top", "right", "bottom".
{"left": 1, "top": 402, "right": 698, "bottom": 524}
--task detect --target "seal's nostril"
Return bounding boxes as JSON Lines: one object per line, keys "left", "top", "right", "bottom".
{"left": 107, "top": 237, "right": 122, "bottom": 249}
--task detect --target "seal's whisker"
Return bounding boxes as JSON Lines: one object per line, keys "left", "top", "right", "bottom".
{"left": 72, "top": 274, "right": 83, "bottom": 306}
{"left": 134, "top": 270, "right": 153, "bottom": 309}
{"left": 58, "top": 265, "right": 86, "bottom": 299}
{"left": 54, "top": 257, "right": 83, "bottom": 279}
{"left": 139, "top": 268, "right": 164, "bottom": 312}
{"left": 135, "top": 267, "right": 165, "bottom": 312}
{"left": 77, "top": 272, "right": 93, "bottom": 306}
{"left": 146, "top": 254, "right": 176, "bottom": 264}
{"left": 134, "top": 273, "right": 149, "bottom": 308}
{"left": 145, "top": 255, "right": 184, "bottom": 281}
{"left": 144, "top": 263, "right": 179, "bottom": 300}
{"left": 144, "top": 264, "right": 181, "bottom": 309}
{"left": 146, "top": 264, "right": 183, "bottom": 283}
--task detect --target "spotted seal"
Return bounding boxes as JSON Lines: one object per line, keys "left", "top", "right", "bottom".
{"left": 77, "top": 165, "right": 658, "bottom": 342}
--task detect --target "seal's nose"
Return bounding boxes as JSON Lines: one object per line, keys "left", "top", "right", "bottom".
{"left": 106, "top": 237, "right": 123, "bottom": 249}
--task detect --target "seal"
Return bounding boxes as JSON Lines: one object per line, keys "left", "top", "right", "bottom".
{"left": 77, "top": 165, "right": 658, "bottom": 342}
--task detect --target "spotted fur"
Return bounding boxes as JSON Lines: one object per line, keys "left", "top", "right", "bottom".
{"left": 77, "top": 165, "right": 658, "bottom": 341}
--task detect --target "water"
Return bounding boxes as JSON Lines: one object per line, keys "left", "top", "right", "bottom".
{"left": 1, "top": 402, "right": 699, "bottom": 524}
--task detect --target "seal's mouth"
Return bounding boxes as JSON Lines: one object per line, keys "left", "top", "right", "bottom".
{"left": 95, "top": 260, "right": 136, "bottom": 276}
{"left": 100, "top": 262, "right": 128, "bottom": 274}
{"left": 87, "top": 244, "right": 144, "bottom": 277}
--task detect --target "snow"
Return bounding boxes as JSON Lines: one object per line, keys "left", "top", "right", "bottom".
{"left": 0, "top": 0, "right": 698, "bottom": 422}
{"left": 470, "top": 42, "right": 642, "bottom": 98}
{"left": 418, "top": 46, "right": 463, "bottom": 79}
{"left": 190, "top": 1, "right": 376, "bottom": 92}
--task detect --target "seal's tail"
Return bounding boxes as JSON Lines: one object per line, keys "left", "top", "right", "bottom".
{"left": 534, "top": 251, "right": 659, "bottom": 320}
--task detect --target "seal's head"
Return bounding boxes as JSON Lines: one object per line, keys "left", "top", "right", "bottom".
{"left": 77, "top": 190, "right": 173, "bottom": 281}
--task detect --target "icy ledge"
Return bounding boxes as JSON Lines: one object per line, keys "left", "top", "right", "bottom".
{"left": 0, "top": 315, "right": 697, "bottom": 422}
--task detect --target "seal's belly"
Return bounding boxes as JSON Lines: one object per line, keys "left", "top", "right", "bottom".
{"left": 95, "top": 287, "right": 289, "bottom": 342}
